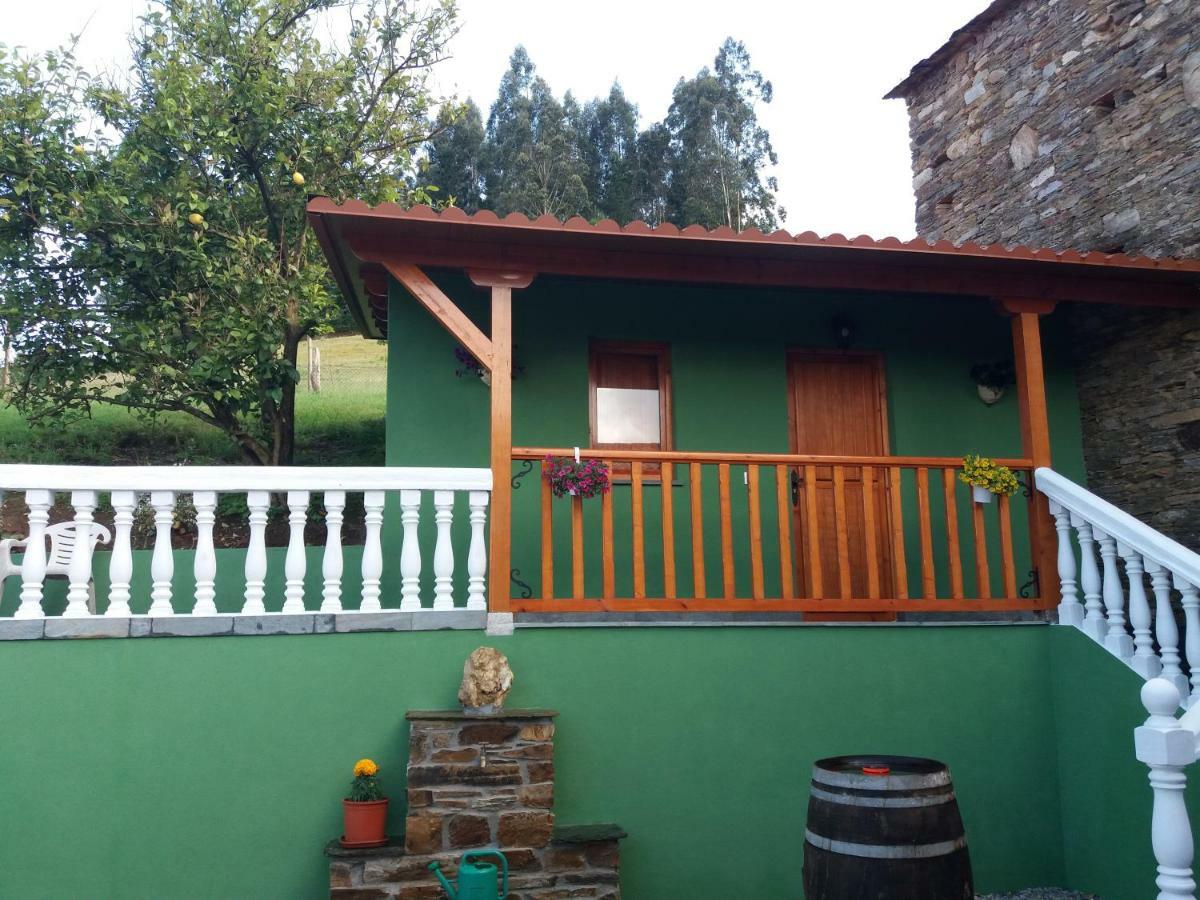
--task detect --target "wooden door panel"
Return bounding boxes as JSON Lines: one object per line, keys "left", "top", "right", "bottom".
{"left": 788, "top": 351, "right": 893, "bottom": 611}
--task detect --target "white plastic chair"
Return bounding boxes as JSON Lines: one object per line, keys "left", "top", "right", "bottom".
{"left": 0, "top": 522, "right": 113, "bottom": 613}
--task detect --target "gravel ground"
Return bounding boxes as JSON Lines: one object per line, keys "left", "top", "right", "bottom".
{"left": 977, "top": 891, "right": 1099, "bottom": 900}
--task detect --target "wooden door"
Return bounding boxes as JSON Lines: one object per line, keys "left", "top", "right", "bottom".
{"left": 787, "top": 350, "right": 893, "bottom": 606}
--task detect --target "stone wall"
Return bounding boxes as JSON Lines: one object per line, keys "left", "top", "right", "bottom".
{"left": 327, "top": 709, "right": 623, "bottom": 899}
{"left": 890, "top": 0, "right": 1200, "bottom": 546}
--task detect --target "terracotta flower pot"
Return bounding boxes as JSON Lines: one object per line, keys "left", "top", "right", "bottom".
{"left": 342, "top": 798, "right": 389, "bottom": 848}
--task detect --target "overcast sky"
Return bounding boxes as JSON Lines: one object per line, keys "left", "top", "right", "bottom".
{"left": 4, "top": 0, "right": 992, "bottom": 238}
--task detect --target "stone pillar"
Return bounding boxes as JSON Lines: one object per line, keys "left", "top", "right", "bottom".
{"left": 403, "top": 710, "right": 557, "bottom": 856}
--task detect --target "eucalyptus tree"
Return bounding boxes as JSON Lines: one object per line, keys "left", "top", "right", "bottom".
{"left": 0, "top": 0, "right": 458, "bottom": 465}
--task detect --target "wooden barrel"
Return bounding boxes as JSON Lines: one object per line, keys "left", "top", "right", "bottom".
{"left": 802, "top": 755, "right": 973, "bottom": 900}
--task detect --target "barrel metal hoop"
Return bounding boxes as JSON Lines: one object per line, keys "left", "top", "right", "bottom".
{"left": 808, "top": 785, "right": 957, "bottom": 809}
{"left": 804, "top": 829, "right": 967, "bottom": 860}
{"left": 811, "top": 767, "right": 952, "bottom": 791}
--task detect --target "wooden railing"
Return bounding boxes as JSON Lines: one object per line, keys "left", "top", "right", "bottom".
{"left": 509, "top": 448, "right": 1042, "bottom": 614}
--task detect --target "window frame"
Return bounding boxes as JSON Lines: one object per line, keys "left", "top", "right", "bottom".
{"left": 587, "top": 340, "right": 674, "bottom": 454}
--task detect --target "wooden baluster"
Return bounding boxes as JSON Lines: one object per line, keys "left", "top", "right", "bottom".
{"left": 1137, "top": 679, "right": 1198, "bottom": 900}
{"left": 661, "top": 461, "right": 677, "bottom": 600}
{"left": 192, "top": 491, "right": 218, "bottom": 615}
{"left": 282, "top": 490, "right": 309, "bottom": 613}
{"left": 1175, "top": 575, "right": 1200, "bottom": 707}
{"left": 15, "top": 490, "right": 50, "bottom": 619}
{"left": 106, "top": 490, "right": 136, "bottom": 617}
{"left": 467, "top": 491, "right": 489, "bottom": 611}
{"left": 433, "top": 490, "right": 456, "bottom": 610}
{"left": 360, "top": 490, "right": 384, "bottom": 611}
{"left": 690, "top": 463, "right": 706, "bottom": 600}
{"left": 1073, "top": 516, "right": 1107, "bottom": 643}
{"left": 775, "top": 465, "right": 794, "bottom": 601}
{"left": 632, "top": 461, "right": 646, "bottom": 600}
{"left": 861, "top": 466, "right": 880, "bottom": 601}
{"left": 718, "top": 462, "right": 734, "bottom": 600}
{"left": 148, "top": 490, "right": 175, "bottom": 616}
{"left": 1121, "top": 544, "right": 1162, "bottom": 680}
{"left": 888, "top": 467, "right": 908, "bottom": 601}
{"left": 601, "top": 461, "right": 615, "bottom": 600}
{"left": 832, "top": 467, "right": 851, "bottom": 600}
{"left": 941, "top": 469, "right": 964, "bottom": 601}
{"left": 998, "top": 493, "right": 1018, "bottom": 599}
{"left": 1095, "top": 528, "right": 1133, "bottom": 660}
{"left": 916, "top": 467, "right": 936, "bottom": 600}
{"left": 1148, "top": 562, "right": 1188, "bottom": 700}
{"left": 1047, "top": 501, "right": 1079, "bottom": 622}
{"left": 431, "top": 490, "right": 456, "bottom": 609}
{"left": 540, "top": 470, "right": 554, "bottom": 601}
{"left": 804, "top": 464, "right": 823, "bottom": 598}
{"left": 242, "top": 490, "right": 269, "bottom": 614}
{"left": 397, "top": 489, "right": 420, "bottom": 612}
{"left": 747, "top": 465, "right": 764, "bottom": 601}
{"left": 63, "top": 489, "right": 97, "bottom": 617}
{"left": 320, "top": 490, "right": 345, "bottom": 612}
{"left": 970, "top": 489, "right": 991, "bottom": 601}
{"left": 571, "top": 494, "right": 584, "bottom": 601}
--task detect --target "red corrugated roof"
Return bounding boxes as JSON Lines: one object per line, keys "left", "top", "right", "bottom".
{"left": 885, "top": 0, "right": 1020, "bottom": 99}
{"left": 310, "top": 198, "right": 1200, "bottom": 274}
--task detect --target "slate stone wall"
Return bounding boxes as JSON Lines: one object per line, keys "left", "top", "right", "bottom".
{"left": 892, "top": 0, "right": 1200, "bottom": 546}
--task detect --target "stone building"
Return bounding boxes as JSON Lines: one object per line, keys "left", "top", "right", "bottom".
{"left": 887, "top": 0, "right": 1200, "bottom": 546}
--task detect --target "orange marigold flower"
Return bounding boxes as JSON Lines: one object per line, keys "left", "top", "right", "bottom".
{"left": 353, "top": 758, "right": 379, "bottom": 778}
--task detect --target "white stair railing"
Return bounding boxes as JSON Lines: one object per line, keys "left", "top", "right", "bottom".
{"left": 0, "top": 464, "right": 491, "bottom": 619}
{"left": 1036, "top": 467, "right": 1200, "bottom": 900}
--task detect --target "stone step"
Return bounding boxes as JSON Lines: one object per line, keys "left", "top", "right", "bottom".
{"left": 977, "top": 891, "right": 1099, "bottom": 899}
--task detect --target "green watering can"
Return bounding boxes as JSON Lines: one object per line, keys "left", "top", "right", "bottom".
{"left": 429, "top": 850, "right": 508, "bottom": 900}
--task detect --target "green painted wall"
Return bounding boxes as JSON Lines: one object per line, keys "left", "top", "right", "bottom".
{"left": 385, "top": 275, "right": 1086, "bottom": 600}
{"left": 0, "top": 625, "right": 1066, "bottom": 899}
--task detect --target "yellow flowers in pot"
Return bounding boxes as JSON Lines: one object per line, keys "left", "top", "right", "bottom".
{"left": 959, "top": 454, "right": 1019, "bottom": 504}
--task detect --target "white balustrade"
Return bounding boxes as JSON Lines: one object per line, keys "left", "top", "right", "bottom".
{"left": 1038, "top": 468, "right": 1200, "bottom": 900}
{"left": 0, "top": 465, "right": 491, "bottom": 621}
{"left": 1073, "top": 515, "right": 1107, "bottom": 643}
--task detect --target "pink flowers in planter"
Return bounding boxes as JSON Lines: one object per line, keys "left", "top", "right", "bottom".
{"left": 543, "top": 456, "right": 611, "bottom": 499}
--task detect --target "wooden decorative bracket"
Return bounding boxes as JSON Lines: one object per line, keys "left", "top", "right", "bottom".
{"left": 997, "top": 297, "right": 1059, "bottom": 316}
{"left": 467, "top": 269, "right": 537, "bottom": 290}
{"left": 383, "top": 260, "right": 495, "bottom": 372}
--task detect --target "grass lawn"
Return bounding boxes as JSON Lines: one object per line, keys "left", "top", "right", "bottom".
{"left": 0, "top": 334, "right": 387, "bottom": 467}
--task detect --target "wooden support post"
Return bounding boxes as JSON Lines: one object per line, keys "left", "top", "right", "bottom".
{"left": 488, "top": 284, "right": 513, "bottom": 614}
{"left": 1004, "top": 298, "right": 1058, "bottom": 609}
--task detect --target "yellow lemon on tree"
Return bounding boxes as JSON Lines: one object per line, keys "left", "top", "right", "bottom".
{"left": 292, "top": 171, "right": 305, "bottom": 186}
{"left": 72, "top": 144, "right": 85, "bottom": 155}
{"left": 188, "top": 212, "right": 204, "bottom": 226}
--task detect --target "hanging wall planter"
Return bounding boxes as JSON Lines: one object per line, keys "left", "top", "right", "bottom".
{"left": 543, "top": 452, "right": 611, "bottom": 500}
{"left": 455, "top": 345, "right": 522, "bottom": 386}
{"left": 970, "top": 361, "right": 1015, "bottom": 406}
{"left": 959, "top": 454, "right": 1020, "bottom": 504}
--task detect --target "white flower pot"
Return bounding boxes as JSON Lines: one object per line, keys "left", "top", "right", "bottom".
{"left": 479, "top": 371, "right": 492, "bottom": 386}
{"left": 972, "top": 485, "right": 993, "bottom": 504}
{"left": 977, "top": 384, "right": 1005, "bottom": 405}
{"left": 567, "top": 486, "right": 578, "bottom": 496}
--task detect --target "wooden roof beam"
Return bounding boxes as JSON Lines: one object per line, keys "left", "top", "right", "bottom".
{"left": 382, "top": 260, "right": 494, "bottom": 372}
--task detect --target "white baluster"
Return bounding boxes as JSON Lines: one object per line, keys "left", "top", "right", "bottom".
{"left": 63, "top": 490, "right": 97, "bottom": 618}
{"left": 106, "top": 490, "right": 136, "bottom": 617}
{"left": 399, "top": 489, "right": 422, "bottom": 612}
{"left": 1073, "top": 514, "right": 1107, "bottom": 643}
{"left": 1050, "top": 500, "right": 1083, "bottom": 627}
{"left": 467, "top": 491, "right": 489, "bottom": 611}
{"left": 1135, "top": 679, "right": 1197, "bottom": 900}
{"left": 282, "top": 490, "right": 309, "bottom": 613}
{"left": 433, "top": 490, "right": 455, "bottom": 610}
{"left": 360, "top": 490, "right": 384, "bottom": 611}
{"left": 1178, "top": 576, "right": 1200, "bottom": 709}
{"left": 148, "top": 490, "right": 175, "bottom": 616}
{"left": 15, "top": 489, "right": 51, "bottom": 619}
{"left": 1149, "top": 562, "right": 1189, "bottom": 701}
{"left": 320, "top": 490, "right": 345, "bottom": 612}
{"left": 242, "top": 490, "right": 269, "bottom": 614}
{"left": 1095, "top": 528, "right": 1134, "bottom": 660}
{"left": 192, "top": 491, "right": 218, "bottom": 615}
{"left": 1122, "top": 544, "right": 1163, "bottom": 680}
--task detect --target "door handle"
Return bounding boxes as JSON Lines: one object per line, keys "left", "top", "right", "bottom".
{"left": 790, "top": 468, "right": 801, "bottom": 507}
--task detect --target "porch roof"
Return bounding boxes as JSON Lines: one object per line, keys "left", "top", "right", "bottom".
{"left": 306, "top": 198, "right": 1200, "bottom": 339}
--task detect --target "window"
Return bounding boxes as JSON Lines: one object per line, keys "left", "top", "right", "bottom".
{"left": 588, "top": 341, "right": 672, "bottom": 453}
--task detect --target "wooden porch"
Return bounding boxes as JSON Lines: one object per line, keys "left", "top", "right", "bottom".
{"left": 308, "top": 199, "right": 1200, "bottom": 620}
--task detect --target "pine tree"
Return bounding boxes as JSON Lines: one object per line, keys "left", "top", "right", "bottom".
{"left": 426, "top": 99, "right": 486, "bottom": 212}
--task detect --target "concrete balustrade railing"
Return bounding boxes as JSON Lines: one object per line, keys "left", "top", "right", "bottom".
{"left": 0, "top": 464, "right": 492, "bottom": 621}
{"left": 1036, "top": 467, "right": 1200, "bottom": 900}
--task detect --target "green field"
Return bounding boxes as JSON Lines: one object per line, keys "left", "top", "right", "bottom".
{"left": 0, "top": 334, "right": 387, "bottom": 467}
